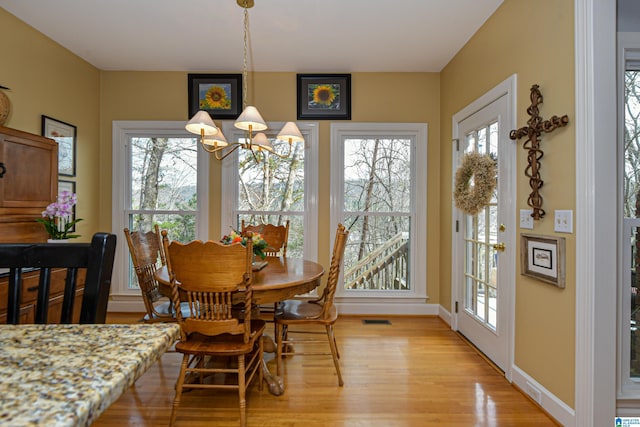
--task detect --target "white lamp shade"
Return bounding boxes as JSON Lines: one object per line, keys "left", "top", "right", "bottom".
{"left": 185, "top": 110, "right": 218, "bottom": 136}
{"left": 234, "top": 106, "right": 268, "bottom": 132}
{"left": 277, "top": 121, "right": 304, "bottom": 143}
{"left": 253, "top": 132, "right": 273, "bottom": 152}
{"left": 203, "top": 128, "right": 229, "bottom": 147}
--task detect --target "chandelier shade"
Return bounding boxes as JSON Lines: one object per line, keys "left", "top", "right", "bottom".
{"left": 277, "top": 121, "right": 305, "bottom": 143}
{"left": 252, "top": 132, "right": 274, "bottom": 152}
{"left": 185, "top": 110, "right": 218, "bottom": 137}
{"left": 234, "top": 105, "right": 268, "bottom": 132}
{"left": 203, "top": 128, "right": 229, "bottom": 149}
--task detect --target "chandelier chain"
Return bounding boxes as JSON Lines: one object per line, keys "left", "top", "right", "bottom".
{"left": 242, "top": 2, "right": 249, "bottom": 110}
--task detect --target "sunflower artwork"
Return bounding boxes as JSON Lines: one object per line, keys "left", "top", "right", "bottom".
{"left": 308, "top": 84, "right": 341, "bottom": 110}
{"left": 188, "top": 74, "right": 242, "bottom": 119}
{"left": 199, "top": 84, "right": 232, "bottom": 111}
{"left": 297, "top": 74, "right": 351, "bottom": 120}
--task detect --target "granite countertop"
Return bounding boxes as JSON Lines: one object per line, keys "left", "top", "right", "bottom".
{"left": 0, "top": 323, "right": 180, "bottom": 427}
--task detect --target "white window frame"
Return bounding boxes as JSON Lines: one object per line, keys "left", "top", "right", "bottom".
{"left": 111, "top": 121, "right": 209, "bottom": 310}
{"left": 220, "top": 121, "right": 319, "bottom": 261}
{"left": 330, "top": 122, "right": 428, "bottom": 313}
{"left": 618, "top": 32, "right": 640, "bottom": 402}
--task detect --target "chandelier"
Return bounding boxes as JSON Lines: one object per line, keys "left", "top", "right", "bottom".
{"left": 185, "top": 0, "right": 304, "bottom": 161}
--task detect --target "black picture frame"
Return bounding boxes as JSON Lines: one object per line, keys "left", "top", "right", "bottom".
{"left": 297, "top": 74, "right": 351, "bottom": 120}
{"left": 58, "top": 180, "right": 77, "bottom": 232}
{"left": 188, "top": 73, "right": 243, "bottom": 120}
{"left": 41, "top": 115, "right": 77, "bottom": 177}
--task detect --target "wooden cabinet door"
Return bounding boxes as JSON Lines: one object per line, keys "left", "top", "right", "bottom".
{"left": 0, "top": 126, "right": 57, "bottom": 211}
{"left": 47, "top": 288, "right": 84, "bottom": 324}
{"left": 0, "top": 304, "right": 34, "bottom": 324}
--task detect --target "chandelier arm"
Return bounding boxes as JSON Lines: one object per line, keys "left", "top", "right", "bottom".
{"left": 250, "top": 147, "right": 261, "bottom": 163}
{"left": 214, "top": 143, "right": 242, "bottom": 161}
{"left": 265, "top": 141, "right": 293, "bottom": 159}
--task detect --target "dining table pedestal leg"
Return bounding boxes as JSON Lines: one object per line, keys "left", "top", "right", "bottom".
{"left": 261, "top": 335, "right": 285, "bottom": 395}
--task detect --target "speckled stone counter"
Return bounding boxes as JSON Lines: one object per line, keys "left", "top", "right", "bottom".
{"left": 0, "top": 323, "right": 180, "bottom": 426}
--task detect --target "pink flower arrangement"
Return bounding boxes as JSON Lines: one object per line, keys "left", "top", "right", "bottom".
{"left": 36, "top": 191, "right": 83, "bottom": 240}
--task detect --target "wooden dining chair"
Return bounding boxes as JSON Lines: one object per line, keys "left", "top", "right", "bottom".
{"left": 124, "top": 225, "right": 189, "bottom": 323}
{"left": 162, "top": 231, "right": 265, "bottom": 427}
{"left": 274, "top": 223, "right": 349, "bottom": 386}
{"left": 241, "top": 219, "right": 290, "bottom": 325}
{"left": 241, "top": 219, "right": 289, "bottom": 257}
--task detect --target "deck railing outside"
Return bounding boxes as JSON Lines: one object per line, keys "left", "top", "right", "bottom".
{"left": 343, "top": 232, "right": 409, "bottom": 290}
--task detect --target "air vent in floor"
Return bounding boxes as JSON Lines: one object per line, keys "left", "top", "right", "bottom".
{"left": 362, "top": 319, "right": 391, "bottom": 325}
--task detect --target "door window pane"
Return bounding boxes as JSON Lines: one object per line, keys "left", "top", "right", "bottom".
{"left": 462, "top": 122, "right": 498, "bottom": 330}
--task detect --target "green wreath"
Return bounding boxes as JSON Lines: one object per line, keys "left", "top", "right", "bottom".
{"left": 454, "top": 152, "right": 497, "bottom": 215}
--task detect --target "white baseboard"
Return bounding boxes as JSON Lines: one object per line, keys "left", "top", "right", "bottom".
{"left": 511, "top": 365, "right": 575, "bottom": 426}
{"left": 438, "top": 305, "right": 452, "bottom": 326}
{"left": 335, "top": 301, "right": 439, "bottom": 316}
{"left": 107, "top": 295, "right": 145, "bottom": 313}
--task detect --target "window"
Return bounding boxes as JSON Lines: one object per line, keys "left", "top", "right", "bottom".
{"left": 331, "top": 123, "right": 427, "bottom": 304}
{"left": 112, "top": 121, "right": 209, "bottom": 301}
{"left": 221, "top": 122, "right": 318, "bottom": 260}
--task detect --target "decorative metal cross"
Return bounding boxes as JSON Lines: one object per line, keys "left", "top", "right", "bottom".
{"left": 509, "top": 84, "right": 569, "bottom": 220}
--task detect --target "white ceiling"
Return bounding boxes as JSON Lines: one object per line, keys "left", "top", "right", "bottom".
{"left": 0, "top": 0, "right": 503, "bottom": 72}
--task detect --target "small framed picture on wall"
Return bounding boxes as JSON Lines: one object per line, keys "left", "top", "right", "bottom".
{"left": 520, "top": 233, "right": 566, "bottom": 288}
{"left": 58, "top": 180, "right": 77, "bottom": 232}
{"left": 42, "top": 115, "right": 77, "bottom": 177}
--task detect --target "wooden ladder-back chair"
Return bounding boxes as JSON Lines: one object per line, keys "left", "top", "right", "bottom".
{"left": 274, "top": 223, "right": 349, "bottom": 386}
{"left": 124, "top": 225, "right": 189, "bottom": 323}
{"left": 241, "top": 219, "right": 289, "bottom": 257}
{"left": 162, "top": 231, "right": 265, "bottom": 427}
{"left": 241, "top": 219, "right": 290, "bottom": 325}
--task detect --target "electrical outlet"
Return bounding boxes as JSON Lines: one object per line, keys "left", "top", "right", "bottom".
{"left": 520, "top": 209, "right": 534, "bottom": 229}
{"left": 554, "top": 210, "right": 573, "bottom": 233}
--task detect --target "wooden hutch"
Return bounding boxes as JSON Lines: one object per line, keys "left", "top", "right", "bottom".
{"left": 0, "top": 125, "right": 85, "bottom": 323}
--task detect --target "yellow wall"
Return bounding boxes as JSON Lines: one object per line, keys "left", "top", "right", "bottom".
{"left": 99, "top": 71, "right": 441, "bottom": 291}
{"left": 440, "top": 0, "right": 575, "bottom": 406}
{"left": 2, "top": 0, "right": 576, "bottom": 411}
{"left": 0, "top": 7, "right": 101, "bottom": 243}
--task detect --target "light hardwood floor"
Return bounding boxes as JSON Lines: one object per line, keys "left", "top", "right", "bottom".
{"left": 95, "top": 314, "right": 558, "bottom": 427}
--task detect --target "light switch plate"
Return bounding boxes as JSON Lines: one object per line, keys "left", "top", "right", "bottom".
{"left": 554, "top": 210, "right": 573, "bottom": 233}
{"left": 520, "top": 209, "right": 534, "bottom": 229}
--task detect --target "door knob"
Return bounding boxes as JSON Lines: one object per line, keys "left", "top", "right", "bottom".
{"left": 493, "top": 242, "right": 506, "bottom": 252}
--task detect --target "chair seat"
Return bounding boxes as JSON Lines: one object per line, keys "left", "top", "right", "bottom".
{"left": 143, "top": 301, "right": 191, "bottom": 322}
{"left": 175, "top": 319, "right": 266, "bottom": 356}
{"left": 275, "top": 299, "right": 337, "bottom": 324}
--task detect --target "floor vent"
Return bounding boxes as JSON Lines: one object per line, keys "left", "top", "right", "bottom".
{"left": 362, "top": 319, "right": 391, "bottom": 325}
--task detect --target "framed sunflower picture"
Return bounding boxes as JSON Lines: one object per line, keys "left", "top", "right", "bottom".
{"left": 297, "top": 74, "right": 351, "bottom": 120}
{"left": 187, "top": 73, "right": 243, "bottom": 120}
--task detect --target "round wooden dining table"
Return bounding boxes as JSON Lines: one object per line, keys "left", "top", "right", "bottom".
{"left": 154, "top": 256, "right": 324, "bottom": 396}
{"left": 155, "top": 256, "right": 324, "bottom": 304}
